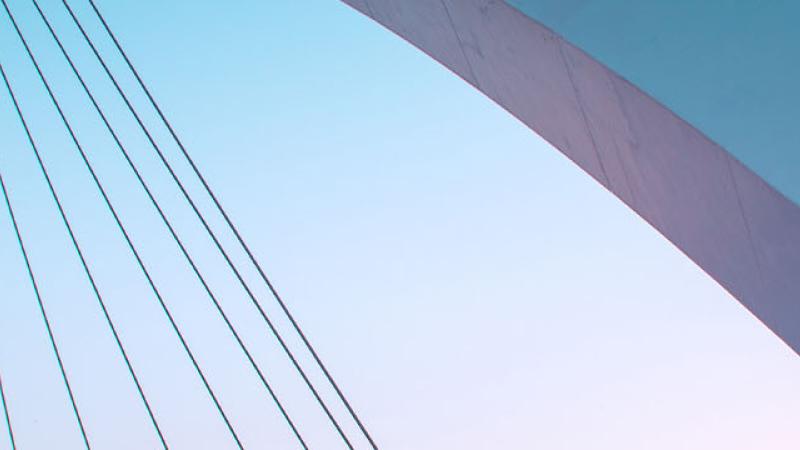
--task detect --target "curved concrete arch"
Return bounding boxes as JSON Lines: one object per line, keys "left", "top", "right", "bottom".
{"left": 342, "top": 0, "right": 800, "bottom": 354}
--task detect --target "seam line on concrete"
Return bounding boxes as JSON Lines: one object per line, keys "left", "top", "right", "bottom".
{"left": 611, "top": 139, "right": 638, "bottom": 209}
{"left": 725, "top": 155, "right": 767, "bottom": 292}
{"left": 557, "top": 38, "right": 611, "bottom": 188}
{"left": 361, "top": 0, "right": 376, "bottom": 19}
{"left": 440, "top": 0, "right": 482, "bottom": 90}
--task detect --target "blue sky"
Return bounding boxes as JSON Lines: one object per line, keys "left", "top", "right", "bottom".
{"left": 1, "top": 1, "right": 799, "bottom": 449}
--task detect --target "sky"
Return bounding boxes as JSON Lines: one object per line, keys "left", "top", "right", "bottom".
{"left": 1, "top": 0, "right": 799, "bottom": 449}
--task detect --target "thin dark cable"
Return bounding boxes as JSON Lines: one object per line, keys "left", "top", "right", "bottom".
{"left": 0, "top": 373, "right": 17, "bottom": 449}
{"left": 1, "top": 10, "right": 170, "bottom": 450}
{"left": 0, "top": 5, "right": 244, "bottom": 448}
{"left": 30, "top": 2, "right": 307, "bottom": 446}
{"left": 70, "top": 1, "right": 358, "bottom": 446}
{"left": 0, "top": 166, "right": 90, "bottom": 449}
{"left": 84, "top": 1, "right": 377, "bottom": 447}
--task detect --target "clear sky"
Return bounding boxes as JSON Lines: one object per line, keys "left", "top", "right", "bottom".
{"left": 1, "top": 1, "right": 799, "bottom": 449}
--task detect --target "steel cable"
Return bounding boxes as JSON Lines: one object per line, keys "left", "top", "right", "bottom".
{"left": 0, "top": 157, "right": 90, "bottom": 449}
{"left": 28, "top": 0, "right": 308, "bottom": 446}
{"left": 81, "top": 1, "right": 378, "bottom": 446}
{"left": 0, "top": 4, "right": 244, "bottom": 448}
{"left": 0, "top": 363, "right": 18, "bottom": 449}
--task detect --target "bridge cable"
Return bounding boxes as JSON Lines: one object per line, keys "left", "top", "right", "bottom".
{"left": 28, "top": 1, "right": 309, "bottom": 446}
{"left": 82, "top": 1, "right": 378, "bottom": 447}
{"left": 65, "top": 0, "right": 361, "bottom": 446}
{"left": 0, "top": 149, "right": 90, "bottom": 448}
{"left": 1, "top": 72, "right": 167, "bottom": 450}
{"left": 0, "top": 5, "right": 245, "bottom": 448}
{"left": 0, "top": 371, "right": 17, "bottom": 449}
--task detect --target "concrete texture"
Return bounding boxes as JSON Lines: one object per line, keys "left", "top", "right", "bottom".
{"left": 341, "top": 0, "right": 800, "bottom": 354}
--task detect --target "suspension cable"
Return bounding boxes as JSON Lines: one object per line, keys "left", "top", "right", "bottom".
{"left": 81, "top": 1, "right": 378, "bottom": 446}
{"left": 28, "top": 1, "right": 309, "bottom": 446}
{"left": 66, "top": 0, "right": 361, "bottom": 446}
{"left": 0, "top": 163, "right": 90, "bottom": 448}
{"left": 0, "top": 5, "right": 244, "bottom": 448}
{"left": 0, "top": 371, "right": 17, "bottom": 449}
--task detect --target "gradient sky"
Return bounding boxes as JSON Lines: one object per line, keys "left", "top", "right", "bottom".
{"left": 1, "top": 1, "right": 799, "bottom": 449}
